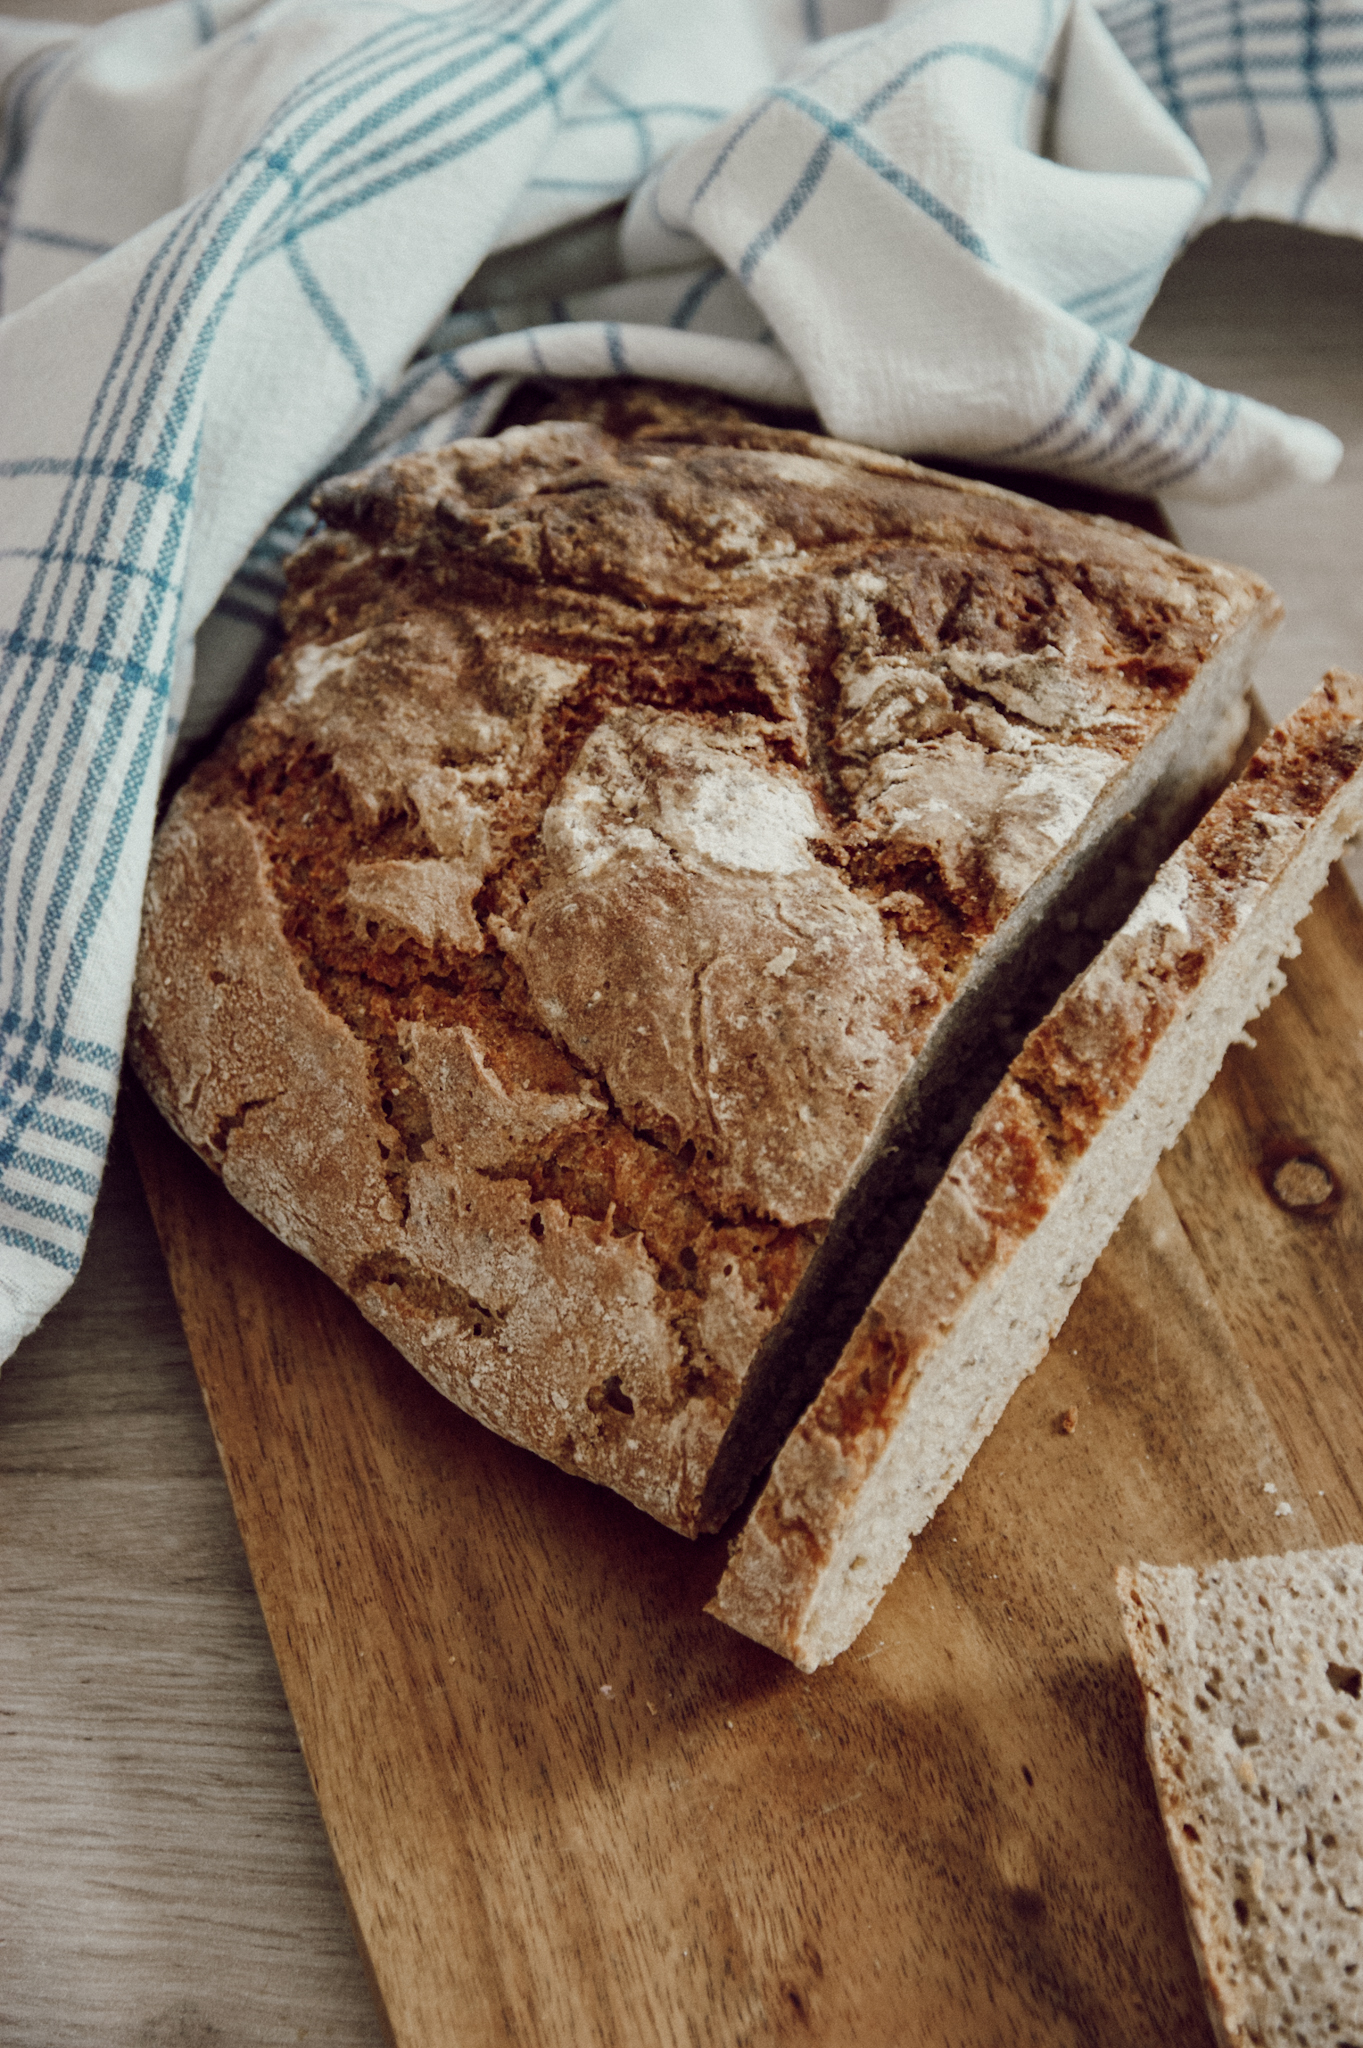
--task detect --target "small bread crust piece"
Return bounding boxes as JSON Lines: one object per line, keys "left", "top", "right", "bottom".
{"left": 132, "top": 390, "right": 1273, "bottom": 1537}
{"left": 712, "top": 674, "right": 1363, "bottom": 1659}
{"left": 1118, "top": 1548, "right": 1363, "bottom": 2048}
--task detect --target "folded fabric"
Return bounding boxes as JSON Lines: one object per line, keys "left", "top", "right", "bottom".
{"left": 0, "top": 0, "right": 1359, "bottom": 1354}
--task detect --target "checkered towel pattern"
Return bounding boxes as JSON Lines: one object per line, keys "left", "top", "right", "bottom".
{"left": 0, "top": 0, "right": 1359, "bottom": 1353}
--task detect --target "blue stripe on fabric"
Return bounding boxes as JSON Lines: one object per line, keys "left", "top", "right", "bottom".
{"left": 0, "top": 200, "right": 311, "bottom": 1152}
{"left": 0, "top": 1221, "right": 81, "bottom": 1273}
{"left": 33, "top": 1074, "right": 118, "bottom": 1116}
{"left": 1045, "top": 349, "right": 1139, "bottom": 465}
{"left": 1298, "top": 0, "right": 1342, "bottom": 215}
{"left": 229, "top": 560, "right": 290, "bottom": 595}
{"left": 47, "top": 694, "right": 167, "bottom": 1052}
{"left": 739, "top": 128, "right": 835, "bottom": 285}
{"left": 605, "top": 321, "right": 627, "bottom": 372}
{"left": 993, "top": 337, "right": 1111, "bottom": 458}
{"left": 1151, "top": 39, "right": 1363, "bottom": 83}
{"left": 1178, "top": 79, "right": 1363, "bottom": 102}
{"left": 730, "top": 40, "right": 1055, "bottom": 285}
{"left": 1131, "top": 379, "right": 1219, "bottom": 485}
{"left": 12, "top": 423, "right": 193, "bottom": 1008}
{"left": 1154, "top": 392, "right": 1243, "bottom": 488}
{"left": 854, "top": 40, "right": 1053, "bottom": 124}
{"left": 0, "top": 190, "right": 212, "bottom": 909}
{"left": 739, "top": 83, "right": 989, "bottom": 285}
{"left": 689, "top": 98, "right": 773, "bottom": 211}
{"left": 1095, "top": 358, "right": 1171, "bottom": 464}
{"left": 212, "top": 593, "right": 282, "bottom": 631}
{"left": 0, "top": 1178, "right": 89, "bottom": 1236}
{"left": 0, "top": 453, "right": 195, "bottom": 494}
{"left": 262, "top": 0, "right": 609, "bottom": 224}
{"left": 2, "top": 240, "right": 235, "bottom": 997}
{"left": 1105, "top": 1, "right": 1363, "bottom": 63}
{"left": 8, "top": 1149, "right": 103, "bottom": 1200}
{"left": 10, "top": 1104, "right": 108, "bottom": 1156}
{"left": 287, "top": 242, "right": 373, "bottom": 397}
{"left": 561, "top": 99, "right": 726, "bottom": 127}
{"left": 590, "top": 77, "right": 648, "bottom": 179}
{"left": 670, "top": 266, "right": 725, "bottom": 329}
{"left": 245, "top": 13, "right": 607, "bottom": 267}
{"left": 0, "top": 544, "right": 175, "bottom": 597}
{"left": 1220, "top": 0, "right": 1272, "bottom": 212}
{"left": 8, "top": 224, "right": 112, "bottom": 256}
{"left": 0, "top": 1012, "right": 120, "bottom": 1071}
{"left": 1150, "top": 0, "right": 1191, "bottom": 125}
{"left": 2, "top": 631, "right": 163, "bottom": 690}
{"left": 527, "top": 175, "right": 629, "bottom": 188}
{"left": 1064, "top": 257, "right": 1166, "bottom": 319}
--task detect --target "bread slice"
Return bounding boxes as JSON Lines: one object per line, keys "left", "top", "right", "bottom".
{"left": 712, "top": 674, "right": 1363, "bottom": 1666}
{"left": 131, "top": 387, "right": 1276, "bottom": 1538}
{"left": 1118, "top": 1547, "right": 1363, "bottom": 2048}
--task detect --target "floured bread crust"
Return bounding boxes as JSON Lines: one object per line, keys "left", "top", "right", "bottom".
{"left": 1119, "top": 1548, "right": 1363, "bottom": 2048}
{"left": 131, "top": 385, "right": 1272, "bottom": 1537}
{"left": 712, "top": 675, "right": 1363, "bottom": 1658}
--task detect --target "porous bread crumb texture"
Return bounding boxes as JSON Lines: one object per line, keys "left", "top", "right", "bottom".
{"left": 711, "top": 674, "right": 1363, "bottom": 1660}
{"left": 1120, "top": 1547, "right": 1363, "bottom": 2048}
{"left": 131, "top": 383, "right": 1268, "bottom": 1538}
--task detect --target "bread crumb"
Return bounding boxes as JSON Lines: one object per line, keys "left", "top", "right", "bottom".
{"left": 1274, "top": 1501, "right": 1294, "bottom": 1516}
{"left": 1059, "top": 1406, "right": 1078, "bottom": 1434}
{"left": 1263, "top": 1481, "right": 1277, "bottom": 1494}
{"left": 599, "top": 1683, "right": 613, "bottom": 1698}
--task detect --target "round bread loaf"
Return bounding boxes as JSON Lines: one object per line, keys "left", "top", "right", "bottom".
{"left": 131, "top": 386, "right": 1274, "bottom": 1535}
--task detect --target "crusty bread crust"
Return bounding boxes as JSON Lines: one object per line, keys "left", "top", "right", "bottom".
{"left": 132, "top": 390, "right": 1275, "bottom": 1537}
{"left": 712, "top": 674, "right": 1363, "bottom": 1663}
{"left": 1118, "top": 1547, "right": 1363, "bottom": 2048}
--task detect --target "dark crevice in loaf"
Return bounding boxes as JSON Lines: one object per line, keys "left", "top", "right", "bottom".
{"left": 695, "top": 747, "right": 1236, "bottom": 1532}
{"left": 481, "top": 1118, "right": 812, "bottom": 1301}
{"left": 349, "top": 1252, "right": 506, "bottom": 1337}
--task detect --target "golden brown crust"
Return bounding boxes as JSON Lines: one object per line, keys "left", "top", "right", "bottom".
{"left": 131, "top": 392, "right": 1273, "bottom": 1537}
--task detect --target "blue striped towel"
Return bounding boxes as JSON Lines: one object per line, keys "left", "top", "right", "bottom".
{"left": 0, "top": 0, "right": 1358, "bottom": 1352}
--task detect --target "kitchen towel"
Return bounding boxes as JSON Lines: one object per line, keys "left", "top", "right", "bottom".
{"left": 0, "top": 0, "right": 1359, "bottom": 1351}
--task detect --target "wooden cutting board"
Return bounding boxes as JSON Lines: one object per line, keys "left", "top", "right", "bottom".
{"left": 124, "top": 849, "right": 1363, "bottom": 2048}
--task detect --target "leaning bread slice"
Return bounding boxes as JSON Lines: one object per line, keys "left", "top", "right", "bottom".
{"left": 712, "top": 673, "right": 1363, "bottom": 1667}
{"left": 1118, "top": 1547, "right": 1363, "bottom": 2048}
{"left": 131, "top": 389, "right": 1275, "bottom": 1540}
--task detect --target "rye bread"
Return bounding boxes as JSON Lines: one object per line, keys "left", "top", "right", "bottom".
{"left": 1118, "top": 1547, "right": 1363, "bottom": 2048}
{"left": 712, "top": 674, "right": 1363, "bottom": 1666}
{"left": 130, "top": 386, "right": 1277, "bottom": 1539}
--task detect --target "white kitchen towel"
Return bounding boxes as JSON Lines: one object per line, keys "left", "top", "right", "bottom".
{"left": 0, "top": 0, "right": 1359, "bottom": 1353}
{"left": 1103, "top": 0, "right": 1363, "bottom": 232}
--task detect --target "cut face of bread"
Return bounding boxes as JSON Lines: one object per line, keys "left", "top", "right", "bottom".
{"left": 1118, "top": 1547, "right": 1363, "bottom": 2048}
{"left": 131, "top": 392, "right": 1276, "bottom": 1539}
{"left": 712, "top": 674, "right": 1363, "bottom": 1666}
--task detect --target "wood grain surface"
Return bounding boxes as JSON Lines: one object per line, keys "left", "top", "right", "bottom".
{"left": 122, "top": 857, "right": 1363, "bottom": 2048}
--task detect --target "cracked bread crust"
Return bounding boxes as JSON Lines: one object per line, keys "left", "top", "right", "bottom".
{"left": 131, "top": 386, "right": 1273, "bottom": 1538}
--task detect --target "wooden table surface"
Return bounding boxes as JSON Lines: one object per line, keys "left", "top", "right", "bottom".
{"left": 2, "top": 19, "right": 1362, "bottom": 2035}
